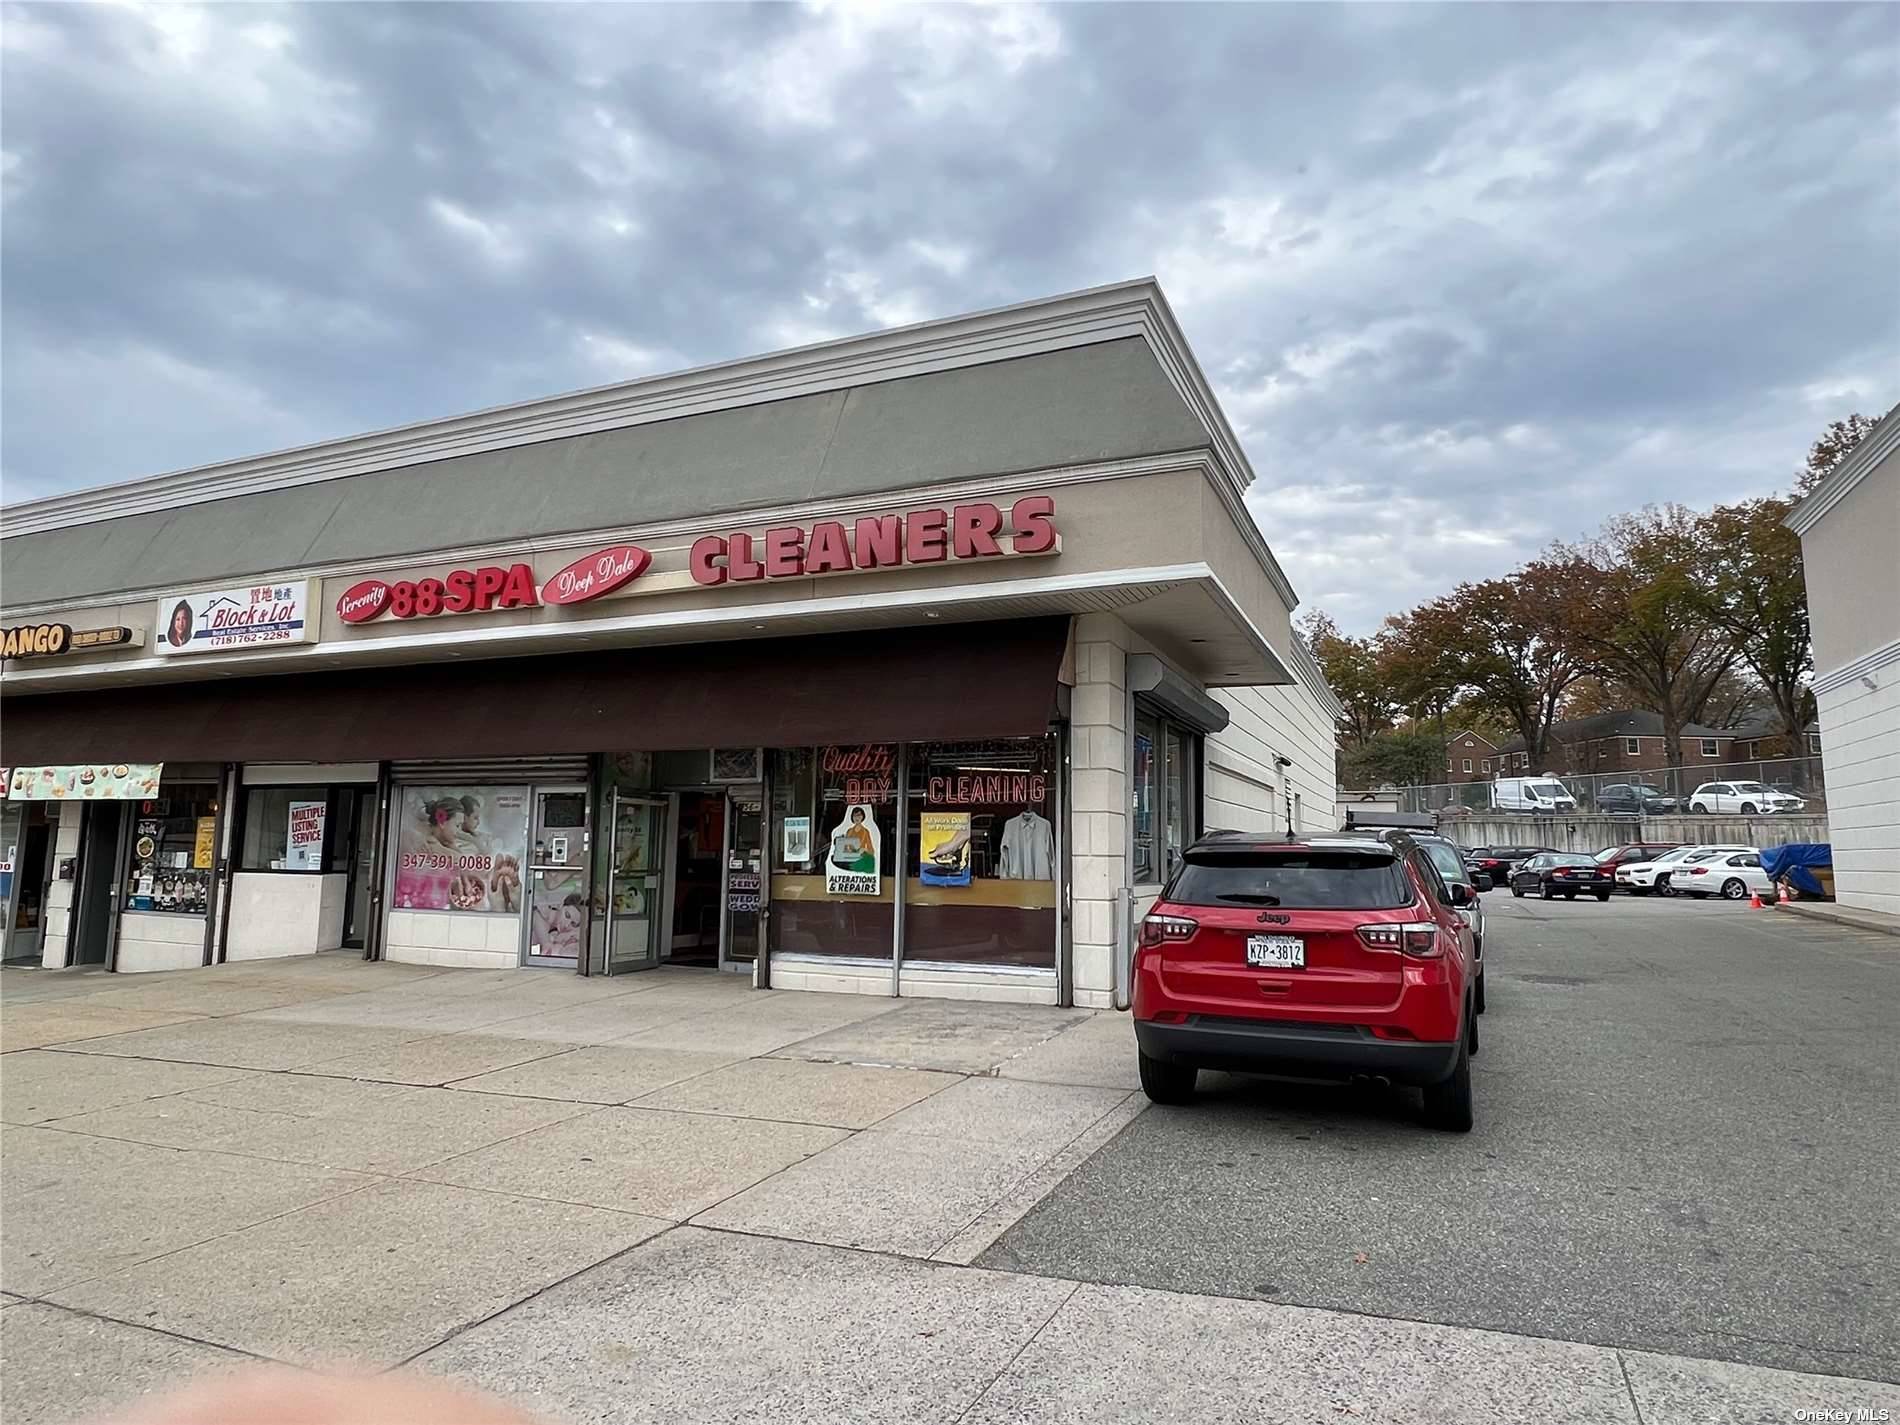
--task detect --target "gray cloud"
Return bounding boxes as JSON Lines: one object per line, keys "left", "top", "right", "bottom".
{"left": 4, "top": 1, "right": 1895, "bottom": 630}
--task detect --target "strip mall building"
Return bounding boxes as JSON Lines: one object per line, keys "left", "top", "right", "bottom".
{"left": 0, "top": 281, "right": 1341, "bottom": 1007}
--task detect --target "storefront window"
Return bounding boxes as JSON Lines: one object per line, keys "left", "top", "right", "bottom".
{"left": 904, "top": 736, "right": 1058, "bottom": 968}
{"left": 392, "top": 785, "right": 530, "bottom": 915}
{"left": 1134, "top": 709, "right": 1199, "bottom": 885}
{"left": 1133, "top": 713, "right": 1159, "bottom": 883}
{"left": 768, "top": 745, "right": 896, "bottom": 960}
{"left": 125, "top": 784, "right": 219, "bottom": 914}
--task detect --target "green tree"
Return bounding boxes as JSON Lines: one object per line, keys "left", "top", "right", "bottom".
{"left": 1401, "top": 569, "right": 1587, "bottom": 763}
{"left": 1299, "top": 610, "right": 1393, "bottom": 749}
{"left": 1796, "top": 413, "right": 1880, "bottom": 495}
{"left": 1540, "top": 507, "right": 1739, "bottom": 767}
{"left": 1692, "top": 497, "right": 1811, "bottom": 741}
{"left": 1343, "top": 730, "right": 1446, "bottom": 789}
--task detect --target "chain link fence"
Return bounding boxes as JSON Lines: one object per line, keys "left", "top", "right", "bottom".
{"left": 1355, "top": 755, "right": 1827, "bottom": 819}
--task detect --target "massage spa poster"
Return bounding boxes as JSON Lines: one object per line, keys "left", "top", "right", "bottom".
{"left": 394, "top": 787, "right": 529, "bottom": 914}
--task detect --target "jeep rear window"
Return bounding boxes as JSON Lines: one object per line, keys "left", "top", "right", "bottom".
{"left": 1168, "top": 851, "right": 1413, "bottom": 909}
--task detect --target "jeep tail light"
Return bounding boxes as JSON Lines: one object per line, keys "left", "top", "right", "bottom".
{"left": 1138, "top": 914, "right": 1198, "bottom": 950}
{"left": 1357, "top": 922, "right": 1442, "bottom": 957}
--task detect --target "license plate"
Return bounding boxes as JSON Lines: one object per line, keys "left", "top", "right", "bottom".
{"left": 1246, "top": 935, "right": 1304, "bottom": 968}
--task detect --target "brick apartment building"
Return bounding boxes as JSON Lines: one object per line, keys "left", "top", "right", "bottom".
{"left": 1495, "top": 711, "right": 1740, "bottom": 777}
{"left": 1444, "top": 730, "right": 1501, "bottom": 783}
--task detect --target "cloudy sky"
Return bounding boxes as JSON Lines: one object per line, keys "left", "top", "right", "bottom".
{"left": 4, "top": 2, "right": 1895, "bottom": 631}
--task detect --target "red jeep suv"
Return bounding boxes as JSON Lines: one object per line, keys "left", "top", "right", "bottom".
{"left": 1133, "top": 832, "right": 1479, "bottom": 1131}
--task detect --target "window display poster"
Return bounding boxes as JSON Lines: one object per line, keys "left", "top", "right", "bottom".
{"left": 782, "top": 816, "right": 811, "bottom": 864}
{"left": 194, "top": 817, "right": 217, "bottom": 869}
{"left": 285, "top": 800, "right": 326, "bottom": 871}
{"left": 824, "top": 804, "right": 881, "bottom": 896}
{"left": 920, "top": 811, "right": 973, "bottom": 887}
{"left": 395, "top": 787, "right": 529, "bottom": 914}
{"left": 8, "top": 764, "right": 163, "bottom": 802}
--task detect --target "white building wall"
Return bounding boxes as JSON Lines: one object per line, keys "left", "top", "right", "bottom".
{"left": 37, "top": 806, "right": 82, "bottom": 969}
{"left": 1208, "top": 682, "right": 1341, "bottom": 836}
{"left": 226, "top": 872, "right": 349, "bottom": 960}
{"left": 384, "top": 909, "right": 521, "bottom": 969}
{"left": 1813, "top": 642, "right": 1900, "bottom": 916}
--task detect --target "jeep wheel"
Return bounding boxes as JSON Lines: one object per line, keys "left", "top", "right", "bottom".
{"left": 1421, "top": 1034, "right": 1474, "bottom": 1133}
{"left": 1722, "top": 878, "right": 1749, "bottom": 900}
{"left": 1138, "top": 1050, "right": 1197, "bottom": 1106}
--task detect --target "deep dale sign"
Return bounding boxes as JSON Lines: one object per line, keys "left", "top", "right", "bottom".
{"left": 334, "top": 497, "right": 1059, "bottom": 625}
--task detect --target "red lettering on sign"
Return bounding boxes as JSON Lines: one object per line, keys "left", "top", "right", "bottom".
{"left": 952, "top": 502, "right": 1004, "bottom": 559}
{"left": 854, "top": 515, "right": 902, "bottom": 569}
{"left": 905, "top": 508, "right": 948, "bottom": 563}
{"left": 691, "top": 535, "right": 729, "bottom": 586}
{"left": 762, "top": 526, "right": 805, "bottom": 578}
{"left": 822, "top": 745, "right": 896, "bottom": 777}
{"left": 498, "top": 563, "right": 538, "bottom": 608}
{"left": 471, "top": 566, "right": 506, "bottom": 610}
{"left": 1011, "top": 495, "right": 1058, "bottom": 555}
{"left": 806, "top": 521, "right": 852, "bottom": 575}
{"left": 728, "top": 532, "right": 765, "bottom": 583}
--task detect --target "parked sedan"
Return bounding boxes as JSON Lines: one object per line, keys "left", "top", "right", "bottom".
{"left": 1593, "top": 842, "right": 1682, "bottom": 888}
{"left": 1687, "top": 781, "right": 1807, "bottom": 815}
{"left": 1594, "top": 783, "right": 1680, "bottom": 816}
{"left": 1680, "top": 850, "right": 1771, "bottom": 901}
{"left": 1466, "top": 846, "right": 1556, "bottom": 886}
{"left": 1617, "top": 844, "right": 1756, "bottom": 896}
{"left": 1509, "top": 852, "right": 1615, "bottom": 900}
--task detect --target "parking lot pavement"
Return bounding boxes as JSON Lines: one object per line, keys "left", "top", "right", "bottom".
{"left": 981, "top": 893, "right": 1900, "bottom": 1384}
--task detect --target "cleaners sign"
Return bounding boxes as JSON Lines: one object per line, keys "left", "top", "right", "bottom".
{"left": 155, "top": 582, "right": 318, "bottom": 656}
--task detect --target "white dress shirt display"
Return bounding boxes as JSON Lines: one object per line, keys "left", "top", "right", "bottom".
{"left": 998, "top": 808, "right": 1055, "bottom": 880}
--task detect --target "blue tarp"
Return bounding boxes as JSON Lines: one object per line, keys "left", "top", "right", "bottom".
{"left": 1762, "top": 843, "right": 1831, "bottom": 896}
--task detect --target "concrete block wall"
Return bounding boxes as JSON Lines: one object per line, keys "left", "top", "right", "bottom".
{"left": 37, "top": 806, "right": 82, "bottom": 969}
{"left": 384, "top": 909, "right": 520, "bottom": 969}
{"left": 115, "top": 912, "right": 209, "bottom": 973}
{"left": 1068, "top": 613, "right": 1131, "bottom": 1009}
{"left": 226, "top": 872, "right": 349, "bottom": 960}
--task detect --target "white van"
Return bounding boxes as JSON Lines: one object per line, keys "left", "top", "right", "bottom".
{"left": 1491, "top": 776, "right": 1580, "bottom": 814}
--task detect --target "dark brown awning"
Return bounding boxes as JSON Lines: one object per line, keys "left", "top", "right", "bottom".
{"left": 0, "top": 618, "right": 1070, "bottom": 765}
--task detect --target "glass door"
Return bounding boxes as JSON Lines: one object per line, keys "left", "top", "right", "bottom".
{"left": 606, "top": 792, "right": 666, "bottom": 974}
{"left": 721, "top": 788, "right": 764, "bottom": 969}
{"left": 524, "top": 786, "right": 589, "bottom": 967}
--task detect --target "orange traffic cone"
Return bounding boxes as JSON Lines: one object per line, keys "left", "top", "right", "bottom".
{"left": 1748, "top": 891, "right": 1763, "bottom": 909}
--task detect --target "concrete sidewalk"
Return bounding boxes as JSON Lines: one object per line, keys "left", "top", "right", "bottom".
{"left": 3, "top": 955, "right": 1893, "bottom": 1423}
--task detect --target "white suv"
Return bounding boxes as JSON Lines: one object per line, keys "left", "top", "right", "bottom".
{"left": 1687, "top": 782, "right": 1806, "bottom": 815}
{"left": 1617, "top": 844, "right": 1755, "bottom": 896}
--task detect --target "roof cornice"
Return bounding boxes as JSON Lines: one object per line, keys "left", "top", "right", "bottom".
{"left": 0, "top": 279, "right": 1273, "bottom": 571}
{"left": 1784, "top": 400, "right": 1898, "bottom": 535}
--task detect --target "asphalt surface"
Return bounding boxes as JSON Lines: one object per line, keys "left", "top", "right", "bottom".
{"left": 980, "top": 894, "right": 1900, "bottom": 1382}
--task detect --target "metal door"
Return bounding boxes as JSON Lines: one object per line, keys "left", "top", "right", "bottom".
{"left": 605, "top": 792, "right": 666, "bottom": 974}
{"left": 720, "top": 788, "right": 764, "bottom": 970}
{"left": 524, "top": 786, "right": 590, "bottom": 966}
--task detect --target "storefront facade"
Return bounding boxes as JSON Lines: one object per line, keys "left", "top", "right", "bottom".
{"left": 0, "top": 280, "right": 1341, "bottom": 1006}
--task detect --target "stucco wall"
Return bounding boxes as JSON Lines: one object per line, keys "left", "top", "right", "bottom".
{"left": 1803, "top": 447, "right": 1899, "bottom": 674}
{"left": 1813, "top": 662, "right": 1900, "bottom": 916}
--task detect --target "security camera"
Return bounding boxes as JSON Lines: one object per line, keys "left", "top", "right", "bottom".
{"left": 1274, "top": 755, "right": 1293, "bottom": 769}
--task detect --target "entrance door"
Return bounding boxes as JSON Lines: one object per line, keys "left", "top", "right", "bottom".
{"left": 3, "top": 806, "right": 53, "bottom": 965}
{"left": 524, "top": 787, "right": 589, "bottom": 967}
{"left": 344, "top": 789, "right": 376, "bottom": 948}
{"left": 72, "top": 802, "right": 126, "bottom": 967}
{"left": 670, "top": 792, "right": 725, "bottom": 967}
{"left": 722, "top": 788, "right": 764, "bottom": 969}
{"left": 605, "top": 793, "right": 666, "bottom": 974}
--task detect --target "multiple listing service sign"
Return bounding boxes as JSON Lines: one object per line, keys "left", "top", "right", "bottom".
{"left": 155, "top": 582, "right": 318, "bottom": 656}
